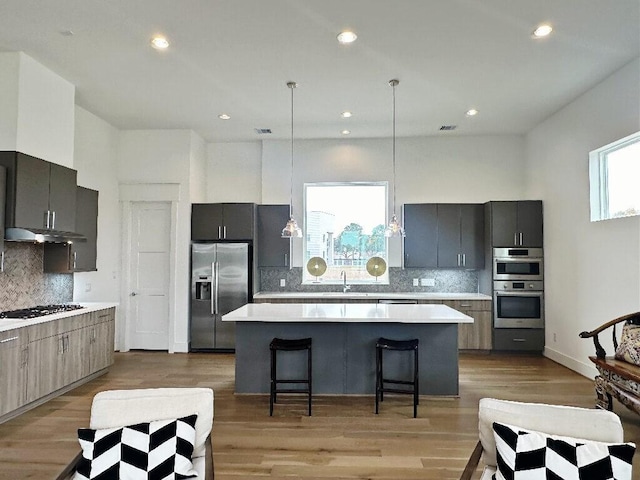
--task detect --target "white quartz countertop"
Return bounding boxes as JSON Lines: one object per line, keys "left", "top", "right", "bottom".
{"left": 253, "top": 291, "right": 491, "bottom": 301}
{"left": 0, "top": 303, "right": 118, "bottom": 332}
{"left": 223, "top": 302, "right": 474, "bottom": 324}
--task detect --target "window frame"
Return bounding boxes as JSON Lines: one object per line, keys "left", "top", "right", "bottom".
{"left": 302, "top": 181, "right": 389, "bottom": 285}
{"left": 589, "top": 131, "right": 640, "bottom": 222}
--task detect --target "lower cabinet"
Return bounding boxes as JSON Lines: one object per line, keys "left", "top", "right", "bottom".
{"left": 0, "top": 329, "right": 27, "bottom": 416}
{"left": 1, "top": 307, "right": 116, "bottom": 422}
{"left": 493, "top": 328, "right": 544, "bottom": 351}
{"left": 420, "top": 299, "right": 492, "bottom": 351}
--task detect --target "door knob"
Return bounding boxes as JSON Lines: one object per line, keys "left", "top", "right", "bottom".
{"left": 131, "top": 292, "right": 138, "bottom": 296}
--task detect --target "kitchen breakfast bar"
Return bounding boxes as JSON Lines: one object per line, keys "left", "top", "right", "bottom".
{"left": 222, "top": 303, "right": 473, "bottom": 396}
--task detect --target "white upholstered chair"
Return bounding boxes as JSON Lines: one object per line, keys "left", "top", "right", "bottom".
{"left": 56, "top": 387, "right": 214, "bottom": 480}
{"left": 460, "top": 397, "right": 625, "bottom": 480}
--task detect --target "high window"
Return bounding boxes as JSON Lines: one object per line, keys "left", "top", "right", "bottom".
{"left": 589, "top": 131, "right": 640, "bottom": 221}
{"left": 303, "top": 182, "right": 389, "bottom": 284}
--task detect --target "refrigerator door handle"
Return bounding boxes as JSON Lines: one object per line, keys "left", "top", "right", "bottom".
{"left": 211, "top": 262, "right": 216, "bottom": 315}
{"left": 213, "top": 261, "right": 220, "bottom": 315}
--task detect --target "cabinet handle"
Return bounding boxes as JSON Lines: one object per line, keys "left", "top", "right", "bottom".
{"left": 519, "top": 232, "right": 523, "bottom": 246}
{"left": 514, "top": 232, "right": 518, "bottom": 246}
{"left": 462, "top": 253, "right": 466, "bottom": 267}
{"left": 460, "top": 303, "right": 471, "bottom": 308}
{"left": 21, "top": 347, "right": 28, "bottom": 368}
{"left": 512, "top": 338, "right": 526, "bottom": 342}
{"left": 51, "top": 211, "right": 56, "bottom": 229}
{"left": 72, "top": 252, "right": 77, "bottom": 270}
{"left": 284, "top": 253, "right": 288, "bottom": 266}
{"left": 223, "top": 226, "right": 227, "bottom": 239}
{"left": 0, "top": 336, "right": 19, "bottom": 344}
{"left": 45, "top": 210, "right": 51, "bottom": 229}
{"left": 1, "top": 251, "right": 4, "bottom": 273}
{"left": 218, "top": 226, "right": 222, "bottom": 239}
{"left": 59, "top": 336, "right": 65, "bottom": 355}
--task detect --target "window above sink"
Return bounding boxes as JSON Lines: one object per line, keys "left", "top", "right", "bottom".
{"left": 303, "top": 182, "right": 389, "bottom": 285}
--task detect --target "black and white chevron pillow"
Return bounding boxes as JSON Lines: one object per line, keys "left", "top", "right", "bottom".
{"left": 492, "top": 422, "right": 635, "bottom": 480}
{"left": 73, "top": 414, "right": 198, "bottom": 480}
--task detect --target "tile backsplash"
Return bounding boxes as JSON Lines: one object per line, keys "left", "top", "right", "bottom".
{"left": 0, "top": 243, "right": 73, "bottom": 311}
{"left": 259, "top": 267, "right": 478, "bottom": 293}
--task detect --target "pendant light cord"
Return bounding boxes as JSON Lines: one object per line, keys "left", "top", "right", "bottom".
{"left": 288, "top": 81, "right": 296, "bottom": 219}
{"left": 390, "top": 79, "right": 398, "bottom": 218}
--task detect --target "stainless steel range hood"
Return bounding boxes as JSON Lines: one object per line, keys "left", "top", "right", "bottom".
{"left": 5, "top": 227, "right": 87, "bottom": 243}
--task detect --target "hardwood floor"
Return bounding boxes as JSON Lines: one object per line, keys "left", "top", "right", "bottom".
{"left": 0, "top": 351, "right": 639, "bottom": 479}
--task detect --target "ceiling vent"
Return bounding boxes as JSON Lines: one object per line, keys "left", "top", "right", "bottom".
{"left": 254, "top": 128, "right": 272, "bottom": 135}
{"left": 439, "top": 125, "right": 457, "bottom": 131}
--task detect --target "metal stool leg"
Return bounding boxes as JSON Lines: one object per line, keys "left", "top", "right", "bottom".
{"left": 307, "top": 345, "right": 312, "bottom": 416}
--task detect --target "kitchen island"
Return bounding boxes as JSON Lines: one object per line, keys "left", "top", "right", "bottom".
{"left": 222, "top": 302, "right": 473, "bottom": 396}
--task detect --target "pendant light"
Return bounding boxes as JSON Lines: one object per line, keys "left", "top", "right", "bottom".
{"left": 384, "top": 79, "right": 405, "bottom": 238}
{"left": 281, "top": 81, "right": 303, "bottom": 238}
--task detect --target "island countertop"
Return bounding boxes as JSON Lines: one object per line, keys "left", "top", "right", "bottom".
{"left": 223, "top": 302, "right": 473, "bottom": 324}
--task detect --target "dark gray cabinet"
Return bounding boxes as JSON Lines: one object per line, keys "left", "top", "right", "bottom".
{"left": 0, "top": 151, "right": 77, "bottom": 233}
{"left": 493, "top": 328, "right": 544, "bottom": 352}
{"left": 0, "top": 166, "right": 5, "bottom": 265}
{"left": 488, "top": 201, "right": 543, "bottom": 247}
{"left": 191, "top": 203, "right": 255, "bottom": 241}
{"left": 403, "top": 204, "right": 438, "bottom": 267}
{"left": 437, "top": 204, "right": 484, "bottom": 268}
{"left": 257, "top": 205, "right": 291, "bottom": 267}
{"left": 44, "top": 186, "right": 98, "bottom": 273}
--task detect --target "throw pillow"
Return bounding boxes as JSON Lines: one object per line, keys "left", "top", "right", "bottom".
{"left": 492, "top": 421, "right": 635, "bottom": 480}
{"left": 615, "top": 321, "right": 640, "bottom": 366}
{"left": 73, "top": 414, "right": 198, "bottom": 480}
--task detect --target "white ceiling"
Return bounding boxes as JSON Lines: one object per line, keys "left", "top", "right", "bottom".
{"left": 1, "top": 0, "right": 638, "bottom": 143}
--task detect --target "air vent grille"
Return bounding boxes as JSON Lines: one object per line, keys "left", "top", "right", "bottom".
{"left": 254, "top": 128, "right": 272, "bottom": 135}
{"left": 439, "top": 125, "right": 457, "bottom": 131}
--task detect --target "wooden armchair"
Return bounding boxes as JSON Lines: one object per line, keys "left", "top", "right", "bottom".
{"left": 580, "top": 311, "right": 640, "bottom": 414}
{"left": 56, "top": 387, "right": 214, "bottom": 479}
{"left": 459, "top": 398, "right": 624, "bottom": 480}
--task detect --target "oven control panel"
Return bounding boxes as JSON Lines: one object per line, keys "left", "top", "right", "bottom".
{"left": 493, "top": 280, "right": 544, "bottom": 291}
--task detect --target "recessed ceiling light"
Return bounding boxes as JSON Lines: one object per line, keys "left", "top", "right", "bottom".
{"left": 341, "top": 111, "right": 353, "bottom": 118}
{"left": 218, "top": 114, "right": 231, "bottom": 120}
{"left": 150, "top": 35, "right": 170, "bottom": 49}
{"left": 341, "top": 130, "right": 351, "bottom": 135}
{"left": 60, "top": 30, "right": 74, "bottom": 37}
{"left": 532, "top": 24, "right": 553, "bottom": 38}
{"left": 337, "top": 31, "right": 357, "bottom": 44}
{"left": 466, "top": 109, "right": 479, "bottom": 117}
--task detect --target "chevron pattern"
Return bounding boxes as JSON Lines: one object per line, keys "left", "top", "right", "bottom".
{"left": 74, "top": 414, "right": 198, "bottom": 480}
{"left": 493, "top": 422, "right": 635, "bottom": 480}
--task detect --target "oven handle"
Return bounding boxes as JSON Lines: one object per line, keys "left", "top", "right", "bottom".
{"left": 494, "top": 291, "right": 543, "bottom": 297}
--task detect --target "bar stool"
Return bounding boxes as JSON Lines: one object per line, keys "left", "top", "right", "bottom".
{"left": 375, "top": 337, "right": 419, "bottom": 418}
{"left": 269, "top": 337, "right": 312, "bottom": 416}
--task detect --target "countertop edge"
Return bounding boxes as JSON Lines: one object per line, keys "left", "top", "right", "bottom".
{"left": 0, "top": 303, "right": 118, "bottom": 332}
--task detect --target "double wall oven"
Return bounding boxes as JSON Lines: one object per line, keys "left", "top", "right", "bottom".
{"left": 493, "top": 248, "right": 544, "bottom": 329}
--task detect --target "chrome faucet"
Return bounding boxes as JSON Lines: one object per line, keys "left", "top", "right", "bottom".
{"left": 340, "top": 270, "right": 351, "bottom": 293}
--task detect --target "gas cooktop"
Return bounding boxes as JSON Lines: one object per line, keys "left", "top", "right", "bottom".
{"left": 0, "top": 304, "right": 85, "bottom": 319}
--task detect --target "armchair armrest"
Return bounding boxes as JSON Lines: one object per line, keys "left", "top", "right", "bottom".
{"left": 579, "top": 311, "right": 640, "bottom": 359}
{"left": 459, "top": 440, "right": 483, "bottom": 480}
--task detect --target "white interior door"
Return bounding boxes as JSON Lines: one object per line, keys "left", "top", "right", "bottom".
{"left": 128, "top": 201, "right": 171, "bottom": 350}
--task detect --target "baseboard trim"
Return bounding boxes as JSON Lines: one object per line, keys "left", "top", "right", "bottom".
{"left": 172, "top": 342, "right": 189, "bottom": 353}
{"left": 544, "top": 346, "right": 598, "bottom": 379}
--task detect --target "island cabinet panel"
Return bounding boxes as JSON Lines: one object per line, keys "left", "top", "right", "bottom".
{"left": 0, "top": 329, "right": 27, "bottom": 416}
{"left": 437, "top": 204, "right": 484, "bottom": 269}
{"left": 0, "top": 151, "right": 77, "bottom": 232}
{"left": 488, "top": 201, "right": 543, "bottom": 247}
{"left": 403, "top": 204, "right": 438, "bottom": 267}
{"left": 257, "top": 204, "right": 291, "bottom": 267}
{"left": 1, "top": 307, "right": 116, "bottom": 424}
{"left": 191, "top": 203, "right": 255, "bottom": 241}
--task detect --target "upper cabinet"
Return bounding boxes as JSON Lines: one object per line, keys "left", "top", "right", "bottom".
{"left": 488, "top": 201, "right": 543, "bottom": 247}
{"left": 0, "top": 151, "right": 77, "bottom": 232}
{"left": 256, "top": 205, "right": 291, "bottom": 267}
{"left": 191, "top": 203, "right": 255, "bottom": 241}
{"left": 437, "top": 204, "right": 484, "bottom": 269}
{"left": 403, "top": 204, "right": 438, "bottom": 267}
{"left": 403, "top": 203, "right": 485, "bottom": 269}
{"left": 44, "top": 186, "right": 99, "bottom": 273}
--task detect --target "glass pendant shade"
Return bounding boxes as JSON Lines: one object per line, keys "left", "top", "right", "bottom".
{"left": 281, "top": 216, "right": 302, "bottom": 238}
{"left": 384, "top": 214, "right": 405, "bottom": 238}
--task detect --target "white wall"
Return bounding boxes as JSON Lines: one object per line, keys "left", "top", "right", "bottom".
{"left": 260, "top": 135, "right": 527, "bottom": 266}
{"left": 526, "top": 57, "right": 640, "bottom": 377}
{"left": 206, "top": 142, "right": 262, "bottom": 202}
{"left": 189, "top": 132, "right": 207, "bottom": 203}
{"left": 0, "top": 52, "right": 75, "bottom": 165}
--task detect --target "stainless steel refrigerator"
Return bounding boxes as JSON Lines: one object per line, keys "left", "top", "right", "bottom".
{"left": 190, "top": 242, "right": 250, "bottom": 351}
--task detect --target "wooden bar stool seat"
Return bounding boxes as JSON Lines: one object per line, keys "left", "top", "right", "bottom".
{"left": 270, "top": 337, "right": 312, "bottom": 416}
{"left": 375, "top": 337, "right": 419, "bottom": 418}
